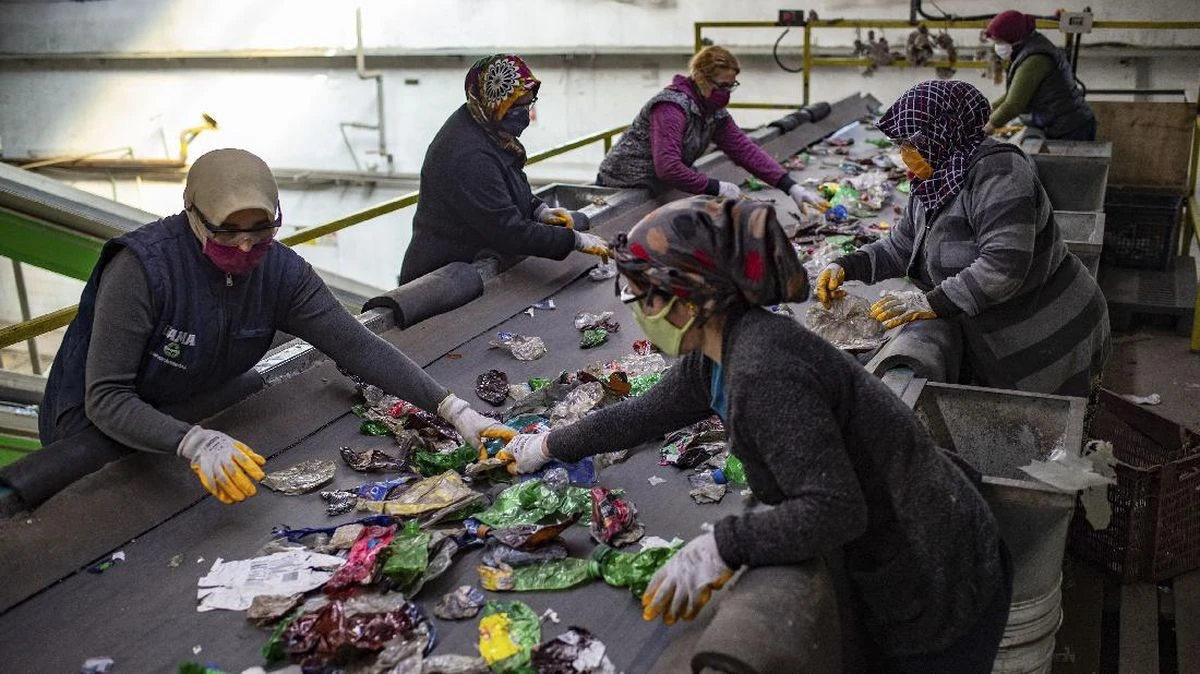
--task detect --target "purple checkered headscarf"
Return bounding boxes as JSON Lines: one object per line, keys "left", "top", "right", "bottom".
{"left": 877, "top": 80, "right": 991, "bottom": 214}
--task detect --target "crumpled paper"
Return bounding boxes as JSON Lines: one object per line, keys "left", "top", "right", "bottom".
{"left": 261, "top": 460, "right": 337, "bottom": 495}
{"left": 805, "top": 293, "right": 887, "bottom": 351}
{"left": 196, "top": 550, "right": 345, "bottom": 612}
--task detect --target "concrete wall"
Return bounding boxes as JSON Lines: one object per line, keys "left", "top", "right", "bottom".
{"left": 1, "top": 0, "right": 1197, "bottom": 348}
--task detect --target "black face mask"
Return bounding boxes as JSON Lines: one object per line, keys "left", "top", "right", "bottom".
{"left": 499, "top": 106, "right": 531, "bottom": 136}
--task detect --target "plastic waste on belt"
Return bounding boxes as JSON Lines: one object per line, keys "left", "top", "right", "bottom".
{"left": 579, "top": 328, "right": 609, "bottom": 349}
{"left": 360, "top": 419, "right": 392, "bottom": 436}
{"left": 590, "top": 487, "right": 645, "bottom": 547}
{"left": 588, "top": 261, "right": 618, "bottom": 282}
{"left": 805, "top": 293, "right": 887, "bottom": 351}
{"left": 549, "top": 382, "right": 605, "bottom": 426}
{"left": 272, "top": 514, "right": 393, "bottom": 543}
{"left": 414, "top": 444, "right": 478, "bottom": 477}
{"left": 381, "top": 520, "right": 431, "bottom": 593}
{"left": 723, "top": 453, "right": 748, "bottom": 485}
{"left": 478, "top": 601, "right": 542, "bottom": 673}
{"left": 261, "top": 459, "right": 337, "bottom": 495}
{"left": 491, "top": 514, "right": 581, "bottom": 550}
{"left": 528, "top": 377, "right": 551, "bottom": 391}
{"left": 628, "top": 372, "right": 663, "bottom": 397}
{"left": 688, "top": 472, "right": 728, "bottom": 504}
{"left": 323, "top": 524, "right": 397, "bottom": 594}
{"left": 489, "top": 331, "right": 548, "bottom": 361}
{"left": 247, "top": 593, "right": 303, "bottom": 626}
{"left": 482, "top": 538, "right": 570, "bottom": 569}
{"left": 320, "top": 489, "right": 358, "bottom": 516}
{"left": 477, "top": 369, "right": 510, "bottom": 406}
{"left": 479, "top": 557, "right": 595, "bottom": 592}
{"left": 356, "top": 470, "right": 483, "bottom": 522}
{"left": 593, "top": 540, "right": 684, "bottom": 597}
{"left": 281, "top": 594, "right": 435, "bottom": 670}
{"left": 574, "top": 311, "right": 620, "bottom": 333}
{"left": 435, "top": 585, "right": 487, "bottom": 620}
{"left": 340, "top": 446, "right": 405, "bottom": 473}
{"left": 531, "top": 626, "right": 617, "bottom": 674}
{"left": 659, "top": 418, "right": 727, "bottom": 468}
{"left": 474, "top": 478, "right": 593, "bottom": 528}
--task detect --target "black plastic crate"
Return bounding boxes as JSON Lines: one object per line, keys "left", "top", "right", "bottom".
{"left": 1101, "top": 190, "right": 1183, "bottom": 271}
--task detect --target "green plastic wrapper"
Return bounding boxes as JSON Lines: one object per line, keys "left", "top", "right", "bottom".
{"left": 261, "top": 609, "right": 301, "bottom": 663}
{"left": 897, "top": 179, "right": 911, "bottom": 195}
{"left": 479, "top": 600, "right": 542, "bottom": 674}
{"left": 824, "top": 234, "right": 858, "bottom": 255}
{"left": 593, "top": 540, "right": 683, "bottom": 597}
{"left": 579, "top": 328, "right": 609, "bottom": 349}
{"left": 413, "top": 444, "right": 476, "bottom": 476}
{"left": 527, "top": 377, "right": 550, "bottom": 391}
{"left": 479, "top": 557, "right": 596, "bottom": 592}
{"left": 350, "top": 403, "right": 369, "bottom": 418}
{"left": 360, "top": 419, "right": 391, "bottom": 436}
{"left": 830, "top": 186, "right": 861, "bottom": 209}
{"left": 865, "top": 137, "right": 893, "bottom": 148}
{"left": 382, "top": 521, "right": 431, "bottom": 592}
{"left": 628, "top": 372, "right": 662, "bottom": 398}
{"left": 744, "top": 176, "right": 767, "bottom": 191}
{"left": 724, "top": 454, "right": 747, "bottom": 485}
{"left": 475, "top": 479, "right": 592, "bottom": 528}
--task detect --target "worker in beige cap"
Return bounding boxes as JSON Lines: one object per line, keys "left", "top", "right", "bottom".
{"left": 39, "top": 148, "right": 513, "bottom": 504}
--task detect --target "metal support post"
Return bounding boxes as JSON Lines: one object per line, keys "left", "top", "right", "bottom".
{"left": 10, "top": 261, "right": 40, "bottom": 374}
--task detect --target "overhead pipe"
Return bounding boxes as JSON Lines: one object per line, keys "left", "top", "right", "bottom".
{"left": 343, "top": 7, "right": 393, "bottom": 173}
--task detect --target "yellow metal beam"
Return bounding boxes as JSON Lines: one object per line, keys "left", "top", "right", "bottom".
{"left": 279, "top": 192, "right": 419, "bottom": 247}
{"left": 526, "top": 125, "right": 629, "bottom": 165}
{"left": 727, "top": 102, "right": 803, "bottom": 110}
{"left": 0, "top": 306, "right": 76, "bottom": 350}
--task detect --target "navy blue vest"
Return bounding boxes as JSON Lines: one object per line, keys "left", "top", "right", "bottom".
{"left": 39, "top": 213, "right": 305, "bottom": 443}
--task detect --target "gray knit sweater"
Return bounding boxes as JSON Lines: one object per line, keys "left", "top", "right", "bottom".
{"left": 550, "top": 308, "right": 1002, "bottom": 656}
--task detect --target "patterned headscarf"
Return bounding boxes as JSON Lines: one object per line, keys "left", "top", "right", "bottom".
{"left": 464, "top": 54, "right": 541, "bottom": 161}
{"left": 612, "top": 195, "right": 809, "bottom": 318}
{"left": 877, "top": 80, "right": 991, "bottom": 214}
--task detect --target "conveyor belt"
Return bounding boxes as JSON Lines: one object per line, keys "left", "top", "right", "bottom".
{"left": 0, "top": 95, "right": 886, "bottom": 671}
{"left": 0, "top": 160, "right": 156, "bottom": 238}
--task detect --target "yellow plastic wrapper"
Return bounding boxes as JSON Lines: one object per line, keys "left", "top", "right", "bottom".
{"left": 356, "top": 470, "right": 482, "bottom": 520}
{"left": 478, "top": 601, "right": 541, "bottom": 673}
{"left": 479, "top": 613, "right": 521, "bottom": 664}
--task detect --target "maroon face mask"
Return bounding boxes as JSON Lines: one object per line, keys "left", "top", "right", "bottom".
{"left": 707, "top": 89, "right": 731, "bottom": 108}
{"left": 203, "top": 239, "right": 272, "bottom": 275}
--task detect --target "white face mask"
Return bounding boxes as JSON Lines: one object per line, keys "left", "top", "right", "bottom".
{"left": 994, "top": 42, "right": 1013, "bottom": 59}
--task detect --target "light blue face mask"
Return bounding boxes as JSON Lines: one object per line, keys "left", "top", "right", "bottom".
{"left": 629, "top": 296, "right": 695, "bottom": 357}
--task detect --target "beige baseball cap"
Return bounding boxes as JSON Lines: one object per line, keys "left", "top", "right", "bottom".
{"left": 183, "top": 148, "right": 279, "bottom": 241}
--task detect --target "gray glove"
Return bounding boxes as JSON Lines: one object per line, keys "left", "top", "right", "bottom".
{"left": 717, "top": 181, "right": 742, "bottom": 200}
{"left": 176, "top": 426, "right": 266, "bottom": 504}
{"left": 437, "top": 394, "right": 516, "bottom": 450}
{"left": 574, "top": 231, "right": 611, "bottom": 260}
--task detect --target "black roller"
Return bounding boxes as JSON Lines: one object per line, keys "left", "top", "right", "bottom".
{"left": 362, "top": 261, "right": 484, "bottom": 329}
{"left": 803, "top": 101, "right": 832, "bottom": 122}
{"left": 769, "top": 115, "right": 801, "bottom": 132}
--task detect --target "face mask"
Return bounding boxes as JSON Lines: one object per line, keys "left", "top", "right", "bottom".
{"left": 203, "top": 239, "right": 272, "bottom": 275}
{"left": 630, "top": 296, "right": 696, "bottom": 357}
{"left": 707, "top": 89, "right": 731, "bottom": 108}
{"left": 900, "top": 145, "right": 934, "bottom": 180}
{"left": 499, "top": 106, "right": 531, "bottom": 136}
{"left": 994, "top": 42, "right": 1013, "bottom": 59}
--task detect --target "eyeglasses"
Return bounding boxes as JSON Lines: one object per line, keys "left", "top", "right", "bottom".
{"left": 711, "top": 79, "right": 740, "bottom": 91}
{"left": 615, "top": 278, "right": 652, "bottom": 306}
{"left": 191, "top": 204, "right": 282, "bottom": 246}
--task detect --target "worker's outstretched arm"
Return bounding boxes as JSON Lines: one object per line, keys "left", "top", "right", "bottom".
{"left": 650, "top": 103, "right": 720, "bottom": 195}
{"left": 834, "top": 205, "right": 919, "bottom": 286}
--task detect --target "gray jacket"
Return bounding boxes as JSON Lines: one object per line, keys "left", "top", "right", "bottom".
{"left": 550, "top": 308, "right": 1003, "bottom": 657}
{"left": 840, "top": 141, "right": 1109, "bottom": 396}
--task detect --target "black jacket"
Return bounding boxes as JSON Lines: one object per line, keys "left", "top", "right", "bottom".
{"left": 400, "top": 105, "right": 576, "bottom": 284}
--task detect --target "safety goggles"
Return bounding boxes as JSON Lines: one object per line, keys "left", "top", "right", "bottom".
{"left": 191, "top": 204, "right": 282, "bottom": 246}
{"left": 710, "top": 79, "right": 740, "bottom": 91}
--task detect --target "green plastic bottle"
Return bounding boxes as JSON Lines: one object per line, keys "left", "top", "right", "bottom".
{"left": 724, "top": 454, "right": 747, "bottom": 485}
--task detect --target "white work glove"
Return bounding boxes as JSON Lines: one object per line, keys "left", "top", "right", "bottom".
{"left": 534, "top": 204, "right": 574, "bottom": 228}
{"left": 574, "top": 231, "right": 611, "bottom": 261}
{"left": 716, "top": 181, "right": 742, "bottom": 200}
{"left": 789, "top": 184, "right": 830, "bottom": 210}
{"left": 815, "top": 262, "right": 847, "bottom": 309}
{"left": 495, "top": 433, "right": 551, "bottom": 475}
{"left": 437, "top": 394, "right": 516, "bottom": 450}
{"left": 642, "top": 531, "right": 735, "bottom": 625}
{"left": 176, "top": 426, "right": 266, "bottom": 505}
{"left": 870, "top": 289, "right": 938, "bottom": 329}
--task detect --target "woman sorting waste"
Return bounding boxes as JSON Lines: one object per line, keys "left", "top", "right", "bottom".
{"left": 816, "top": 80, "right": 1109, "bottom": 400}
{"left": 596, "top": 45, "right": 827, "bottom": 210}
{"left": 38, "top": 148, "right": 513, "bottom": 505}
{"left": 983, "top": 10, "right": 1096, "bottom": 140}
{"left": 499, "top": 195, "right": 1011, "bottom": 672}
{"left": 399, "top": 54, "right": 610, "bottom": 284}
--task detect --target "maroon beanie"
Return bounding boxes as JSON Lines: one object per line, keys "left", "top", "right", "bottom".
{"left": 986, "top": 10, "right": 1036, "bottom": 44}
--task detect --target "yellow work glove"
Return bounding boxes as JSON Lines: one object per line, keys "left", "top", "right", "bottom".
{"left": 642, "top": 531, "right": 735, "bottom": 625}
{"left": 535, "top": 204, "right": 574, "bottom": 229}
{"left": 815, "top": 263, "right": 847, "bottom": 309}
{"left": 437, "top": 394, "right": 516, "bottom": 450}
{"left": 176, "top": 426, "right": 266, "bottom": 504}
{"left": 870, "top": 289, "right": 938, "bottom": 329}
{"left": 574, "top": 231, "right": 611, "bottom": 263}
{"left": 495, "top": 433, "right": 551, "bottom": 475}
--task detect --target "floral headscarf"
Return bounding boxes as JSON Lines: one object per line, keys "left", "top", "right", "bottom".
{"left": 877, "top": 80, "right": 991, "bottom": 215}
{"left": 464, "top": 54, "right": 541, "bottom": 161}
{"left": 612, "top": 196, "right": 809, "bottom": 318}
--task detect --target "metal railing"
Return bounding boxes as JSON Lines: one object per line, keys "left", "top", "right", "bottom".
{"left": 694, "top": 18, "right": 1200, "bottom": 105}
{"left": 0, "top": 124, "right": 630, "bottom": 350}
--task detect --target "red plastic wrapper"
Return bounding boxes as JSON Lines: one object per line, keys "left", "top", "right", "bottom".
{"left": 589, "top": 487, "right": 644, "bottom": 547}
{"left": 632, "top": 339, "right": 653, "bottom": 356}
{"left": 283, "top": 595, "right": 433, "bottom": 669}
{"left": 323, "top": 524, "right": 397, "bottom": 594}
